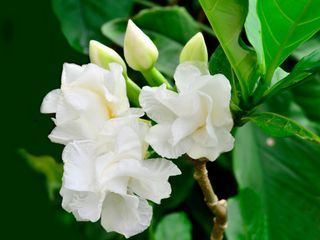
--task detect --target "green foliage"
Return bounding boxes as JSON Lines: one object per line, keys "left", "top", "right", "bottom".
{"left": 18, "top": 149, "right": 63, "bottom": 201}
{"left": 256, "top": 0, "right": 320, "bottom": 82}
{"left": 102, "top": 7, "right": 199, "bottom": 77}
{"left": 155, "top": 212, "right": 192, "bottom": 240}
{"left": 227, "top": 189, "right": 267, "bottom": 240}
{"left": 292, "top": 72, "right": 320, "bottom": 123}
{"left": 266, "top": 49, "right": 320, "bottom": 100}
{"left": 199, "top": 0, "right": 258, "bottom": 100}
{"left": 52, "top": 0, "right": 134, "bottom": 54}
{"left": 245, "top": 112, "right": 320, "bottom": 143}
{"left": 231, "top": 123, "right": 320, "bottom": 239}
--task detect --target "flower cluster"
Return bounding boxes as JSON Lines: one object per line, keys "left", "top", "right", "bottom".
{"left": 41, "top": 20, "right": 234, "bottom": 238}
{"left": 41, "top": 59, "right": 180, "bottom": 237}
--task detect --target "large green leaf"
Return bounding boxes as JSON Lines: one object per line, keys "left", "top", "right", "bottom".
{"left": 266, "top": 49, "right": 320, "bottom": 100}
{"left": 226, "top": 188, "right": 268, "bottom": 240}
{"left": 292, "top": 33, "right": 320, "bottom": 60}
{"left": 19, "top": 149, "right": 63, "bottom": 201}
{"left": 292, "top": 72, "right": 320, "bottom": 123}
{"left": 155, "top": 212, "right": 192, "bottom": 240}
{"left": 199, "top": 0, "right": 257, "bottom": 98}
{"left": 102, "top": 7, "right": 198, "bottom": 77}
{"left": 245, "top": 112, "right": 320, "bottom": 143}
{"left": 230, "top": 123, "right": 320, "bottom": 239}
{"left": 256, "top": 0, "right": 320, "bottom": 82}
{"left": 52, "top": 0, "right": 134, "bottom": 54}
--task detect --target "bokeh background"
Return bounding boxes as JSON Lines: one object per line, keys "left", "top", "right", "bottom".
{"left": 1, "top": 1, "right": 88, "bottom": 239}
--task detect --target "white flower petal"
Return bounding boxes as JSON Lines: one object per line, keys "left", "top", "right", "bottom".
{"left": 40, "top": 89, "right": 61, "bottom": 113}
{"left": 60, "top": 186, "right": 103, "bottom": 222}
{"left": 61, "top": 63, "right": 84, "bottom": 85}
{"left": 101, "top": 193, "right": 152, "bottom": 238}
{"left": 139, "top": 85, "right": 177, "bottom": 123}
{"left": 129, "top": 158, "right": 181, "bottom": 203}
{"left": 62, "top": 141, "right": 97, "bottom": 191}
{"left": 49, "top": 118, "right": 95, "bottom": 144}
{"left": 146, "top": 123, "right": 192, "bottom": 159}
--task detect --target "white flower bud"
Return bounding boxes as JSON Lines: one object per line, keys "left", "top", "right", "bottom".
{"left": 180, "top": 32, "right": 208, "bottom": 63}
{"left": 89, "top": 40, "right": 127, "bottom": 73}
{"left": 124, "top": 20, "right": 159, "bottom": 71}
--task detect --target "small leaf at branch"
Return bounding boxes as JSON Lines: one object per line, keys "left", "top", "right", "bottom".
{"left": 245, "top": 112, "right": 320, "bottom": 143}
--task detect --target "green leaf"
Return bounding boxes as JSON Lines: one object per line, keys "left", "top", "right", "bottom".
{"left": 231, "top": 123, "right": 320, "bottom": 239}
{"left": 256, "top": 0, "right": 320, "bottom": 82}
{"left": 102, "top": 7, "right": 198, "bottom": 77}
{"left": 18, "top": 149, "right": 63, "bottom": 201}
{"left": 292, "top": 71, "right": 320, "bottom": 122}
{"left": 199, "top": 0, "right": 257, "bottom": 99}
{"left": 155, "top": 212, "right": 192, "bottom": 240}
{"left": 226, "top": 188, "right": 268, "bottom": 240}
{"left": 245, "top": 0, "right": 263, "bottom": 70}
{"left": 292, "top": 33, "right": 320, "bottom": 60}
{"left": 245, "top": 112, "right": 320, "bottom": 143}
{"left": 266, "top": 49, "right": 320, "bottom": 99}
{"left": 52, "top": 0, "right": 134, "bottom": 54}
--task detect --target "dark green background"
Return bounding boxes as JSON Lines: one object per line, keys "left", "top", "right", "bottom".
{"left": 1, "top": 1, "right": 87, "bottom": 239}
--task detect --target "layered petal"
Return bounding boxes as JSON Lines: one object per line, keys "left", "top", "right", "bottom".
{"left": 141, "top": 62, "right": 234, "bottom": 161}
{"left": 41, "top": 62, "right": 130, "bottom": 145}
{"left": 60, "top": 187, "right": 104, "bottom": 222}
{"left": 101, "top": 193, "right": 152, "bottom": 238}
{"left": 146, "top": 123, "right": 192, "bottom": 159}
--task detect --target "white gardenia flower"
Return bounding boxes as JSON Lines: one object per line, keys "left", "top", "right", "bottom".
{"left": 60, "top": 118, "right": 181, "bottom": 238}
{"left": 40, "top": 63, "right": 130, "bottom": 144}
{"left": 139, "top": 62, "right": 234, "bottom": 161}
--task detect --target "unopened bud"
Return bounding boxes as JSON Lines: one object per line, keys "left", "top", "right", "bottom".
{"left": 89, "top": 40, "right": 127, "bottom": 73}
{"left": 180, "top": 32, "right": 208, "bottom": 63}
{"left": 124, "top": 20, "right": 158, "bottom": 71}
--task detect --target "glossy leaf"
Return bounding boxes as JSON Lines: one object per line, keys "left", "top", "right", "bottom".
{"left": 199, "top": 0, "right": 257, "bottom": 97}
{"left": 52, "top": 0, "right": 134, "bottom": 54}
{"left": 245, "top": 0, "right": 263, "bottom": 69}
{"left": 232, "top": 123, "right": 320, "bottom": 239}
{"left": 266, "top": 49, "right": 320, "bottom": 99}
{"left": 19, "top": 149, "right": 63, "bottom": 201}
{"left": 292, "top": 33, "right": 320, "bottom": 60}
{"left": 257, "top": 0, "right": 320, "bottom": 82}
{"left": 102, "top": 7, "right": 198, "bottom": 77}
{"left": 245, "top": 112, "right": 320, "bottom": 143}
{"left": 226, "top": 188, "right": 268, "bottom": 240}
{"left": 155, "top": 212, "right": 192, "bottom": 240}
{"left": 292, "top": 72, "right": 320, "bottom": 123}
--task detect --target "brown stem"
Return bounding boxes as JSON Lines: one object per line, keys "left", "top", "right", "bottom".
{"left": 192, "top": 159, "right": 227, "bottom": 240}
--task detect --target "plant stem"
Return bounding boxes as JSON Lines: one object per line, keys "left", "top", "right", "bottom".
{"left": 192, "top": 159, "right": 227, "bottom": 240}
{"left": 141, "top": 67, "right": 174, "bottom": 90}
{"left": 125, "top": 76, "right": 141, "bottom": 107}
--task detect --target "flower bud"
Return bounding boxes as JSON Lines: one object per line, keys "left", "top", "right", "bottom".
{"left": 89, "top": 40, "right": 127, "bottom": 73}
{"left": 179, "top": 32, "right": 208, "bottom": 63}
{"left": 124, "top": 20, "right": 159, "bottom": 71}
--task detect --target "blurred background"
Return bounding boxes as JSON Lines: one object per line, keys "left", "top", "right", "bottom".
{"left": 1, "top": 0, "right": 88, "bottom": 239}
